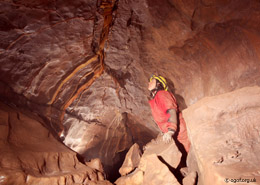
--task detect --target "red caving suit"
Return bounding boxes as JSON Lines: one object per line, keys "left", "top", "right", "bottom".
{"left": 149, "top": 90, "right": 190, "bottom": 152}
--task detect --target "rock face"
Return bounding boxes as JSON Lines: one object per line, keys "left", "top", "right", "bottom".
{"left": 115, "top": 137, "right": 183, "bottom": 185}
{"left": 183, "top": 172, "right": 197, "bottom": 185}
{"left": 119, "top": 143, "right": 142, "bottom": 176}
{"left": 0, "top": 0, "right": 158, "bottom": 178}
{"left": 141, "top": 0, "right": 260, "bottom": 106}
{"left": 0, "top": 102, "right": 112, "bottom": 185}
{"left": 142, "top": 154, "right": 180, "bottom": 185}
{"left": 139, "top": 137, "right": 182, "bottom": 172}
{"left": 1, "top": 0, "right": 260, "bottom": 181}
{"left": 183, "top": 86, "right": 260, "bottom": 185}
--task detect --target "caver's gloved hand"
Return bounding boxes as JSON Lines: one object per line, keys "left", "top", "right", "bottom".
{"left": 162, "top": 130, "right": 175, "bottom": 143}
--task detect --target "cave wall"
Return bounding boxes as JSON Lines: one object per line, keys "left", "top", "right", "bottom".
{"left": 0, "top": 0, "right": 260, "bottom": 179}
{"left": 0, "top": 0, "right": 158, "bottom": 178}
{"left": 0, "top": 102, "right": 112, "bottom": 185}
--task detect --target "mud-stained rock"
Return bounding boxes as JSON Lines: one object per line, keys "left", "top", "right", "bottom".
{"left": 143, "top": 154, "right": 180, "bottom": 185}
{"left": 0, "top": 102, "right": 112, "bottom": 185}
{"left": 183, "top": 86, "right": 260, "bottom": 185}
{"left": 119, "top": 143, "right": 142, "bottom": 176}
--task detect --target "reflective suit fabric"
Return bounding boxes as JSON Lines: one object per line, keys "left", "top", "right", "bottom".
{"left": 149, "top": 90, "right": 190, "bottom": 152}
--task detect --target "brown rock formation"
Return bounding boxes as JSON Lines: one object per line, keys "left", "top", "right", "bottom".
{"left": 183, "top": 86, "right": 260, "bottom": 185}
{"left": 1, "top": 0, "right": 260, "bottom": 182}
{"left": 183, "top": 171, "right": 197, "bottom": 185}
{"left": 142, "top": 0, "right": 260, "bottom": 107}
{"left": 116, "top": 138, "right": 182, "bottom": 185}
{"left": 143, "top": 154, "right": 180, "bottom": 185}
{"left": 119, "top": 143, "right": 142, "bottom": 176}
{"left": 0, "top": 102, "right": 112, "bottom": 185}
{"left": 139, "top": 136, "right": 182, "bottom": 171}
{"left": 0, "top": 0, "right": 158, "bottom": 178}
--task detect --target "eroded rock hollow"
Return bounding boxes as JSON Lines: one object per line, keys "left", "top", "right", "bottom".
{"left": 0, "top": 0, "right": 260, "bottom": 184}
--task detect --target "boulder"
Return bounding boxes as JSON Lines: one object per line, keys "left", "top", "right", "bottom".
{"left": 143, "top": 154, "right": 180, "bottom": 185}
{"left": 116, "top": 136, "right": 182, "bottom": 185}
{"left": 183, "top": 86, "right": 260, "bottom": 185}
{"left": 119, "top": 143, "right": 142, "bottom": 176}
{"left": 139, "top": 136, "right": 182, "bottom": 172}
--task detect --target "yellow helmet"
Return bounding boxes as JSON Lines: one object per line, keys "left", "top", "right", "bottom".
{"left": 149, "top": 75, "right": 168, "bottom": 91}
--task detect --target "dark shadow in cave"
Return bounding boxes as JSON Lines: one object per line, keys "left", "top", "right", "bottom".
{"left": 166, "top": 78, "right": 187, "bottom": 111}
{"left": 123, "top": 112, "right": 158, "bottom": 152}
{"left": 158, "top": 155, "right": 184, "bottom": 184}
{"left": 80, "top": 146, "right": 130, "bottom": 183}
{"left": 106, "top": 149, "right": 129, "bottom": 183}
{"left": 76, "top": 153, "right": 86, "bottom": 164}
{"left": 160, "top": 152, "right": 198, "bottom": 185}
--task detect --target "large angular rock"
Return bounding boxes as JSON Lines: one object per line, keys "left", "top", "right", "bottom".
{"left": 0, "top": 102, "right": 112, "bottom": 185}
{"left": 183, "top": 86, "right": 260, "bottom": 185}
{"left": 139, "top": 137, "right": 182, "bottom": 172}
{"left": 119, "top": 143, "right": 142, "bottom": 176}
{"left": 143, "top": 154, "right": 180, "bottom": 185}
{"left": 116, "top": 153, "right": 180, "bottom": 185}
{"left": 116, "top": 136, "right": 182, "bottom": 185}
